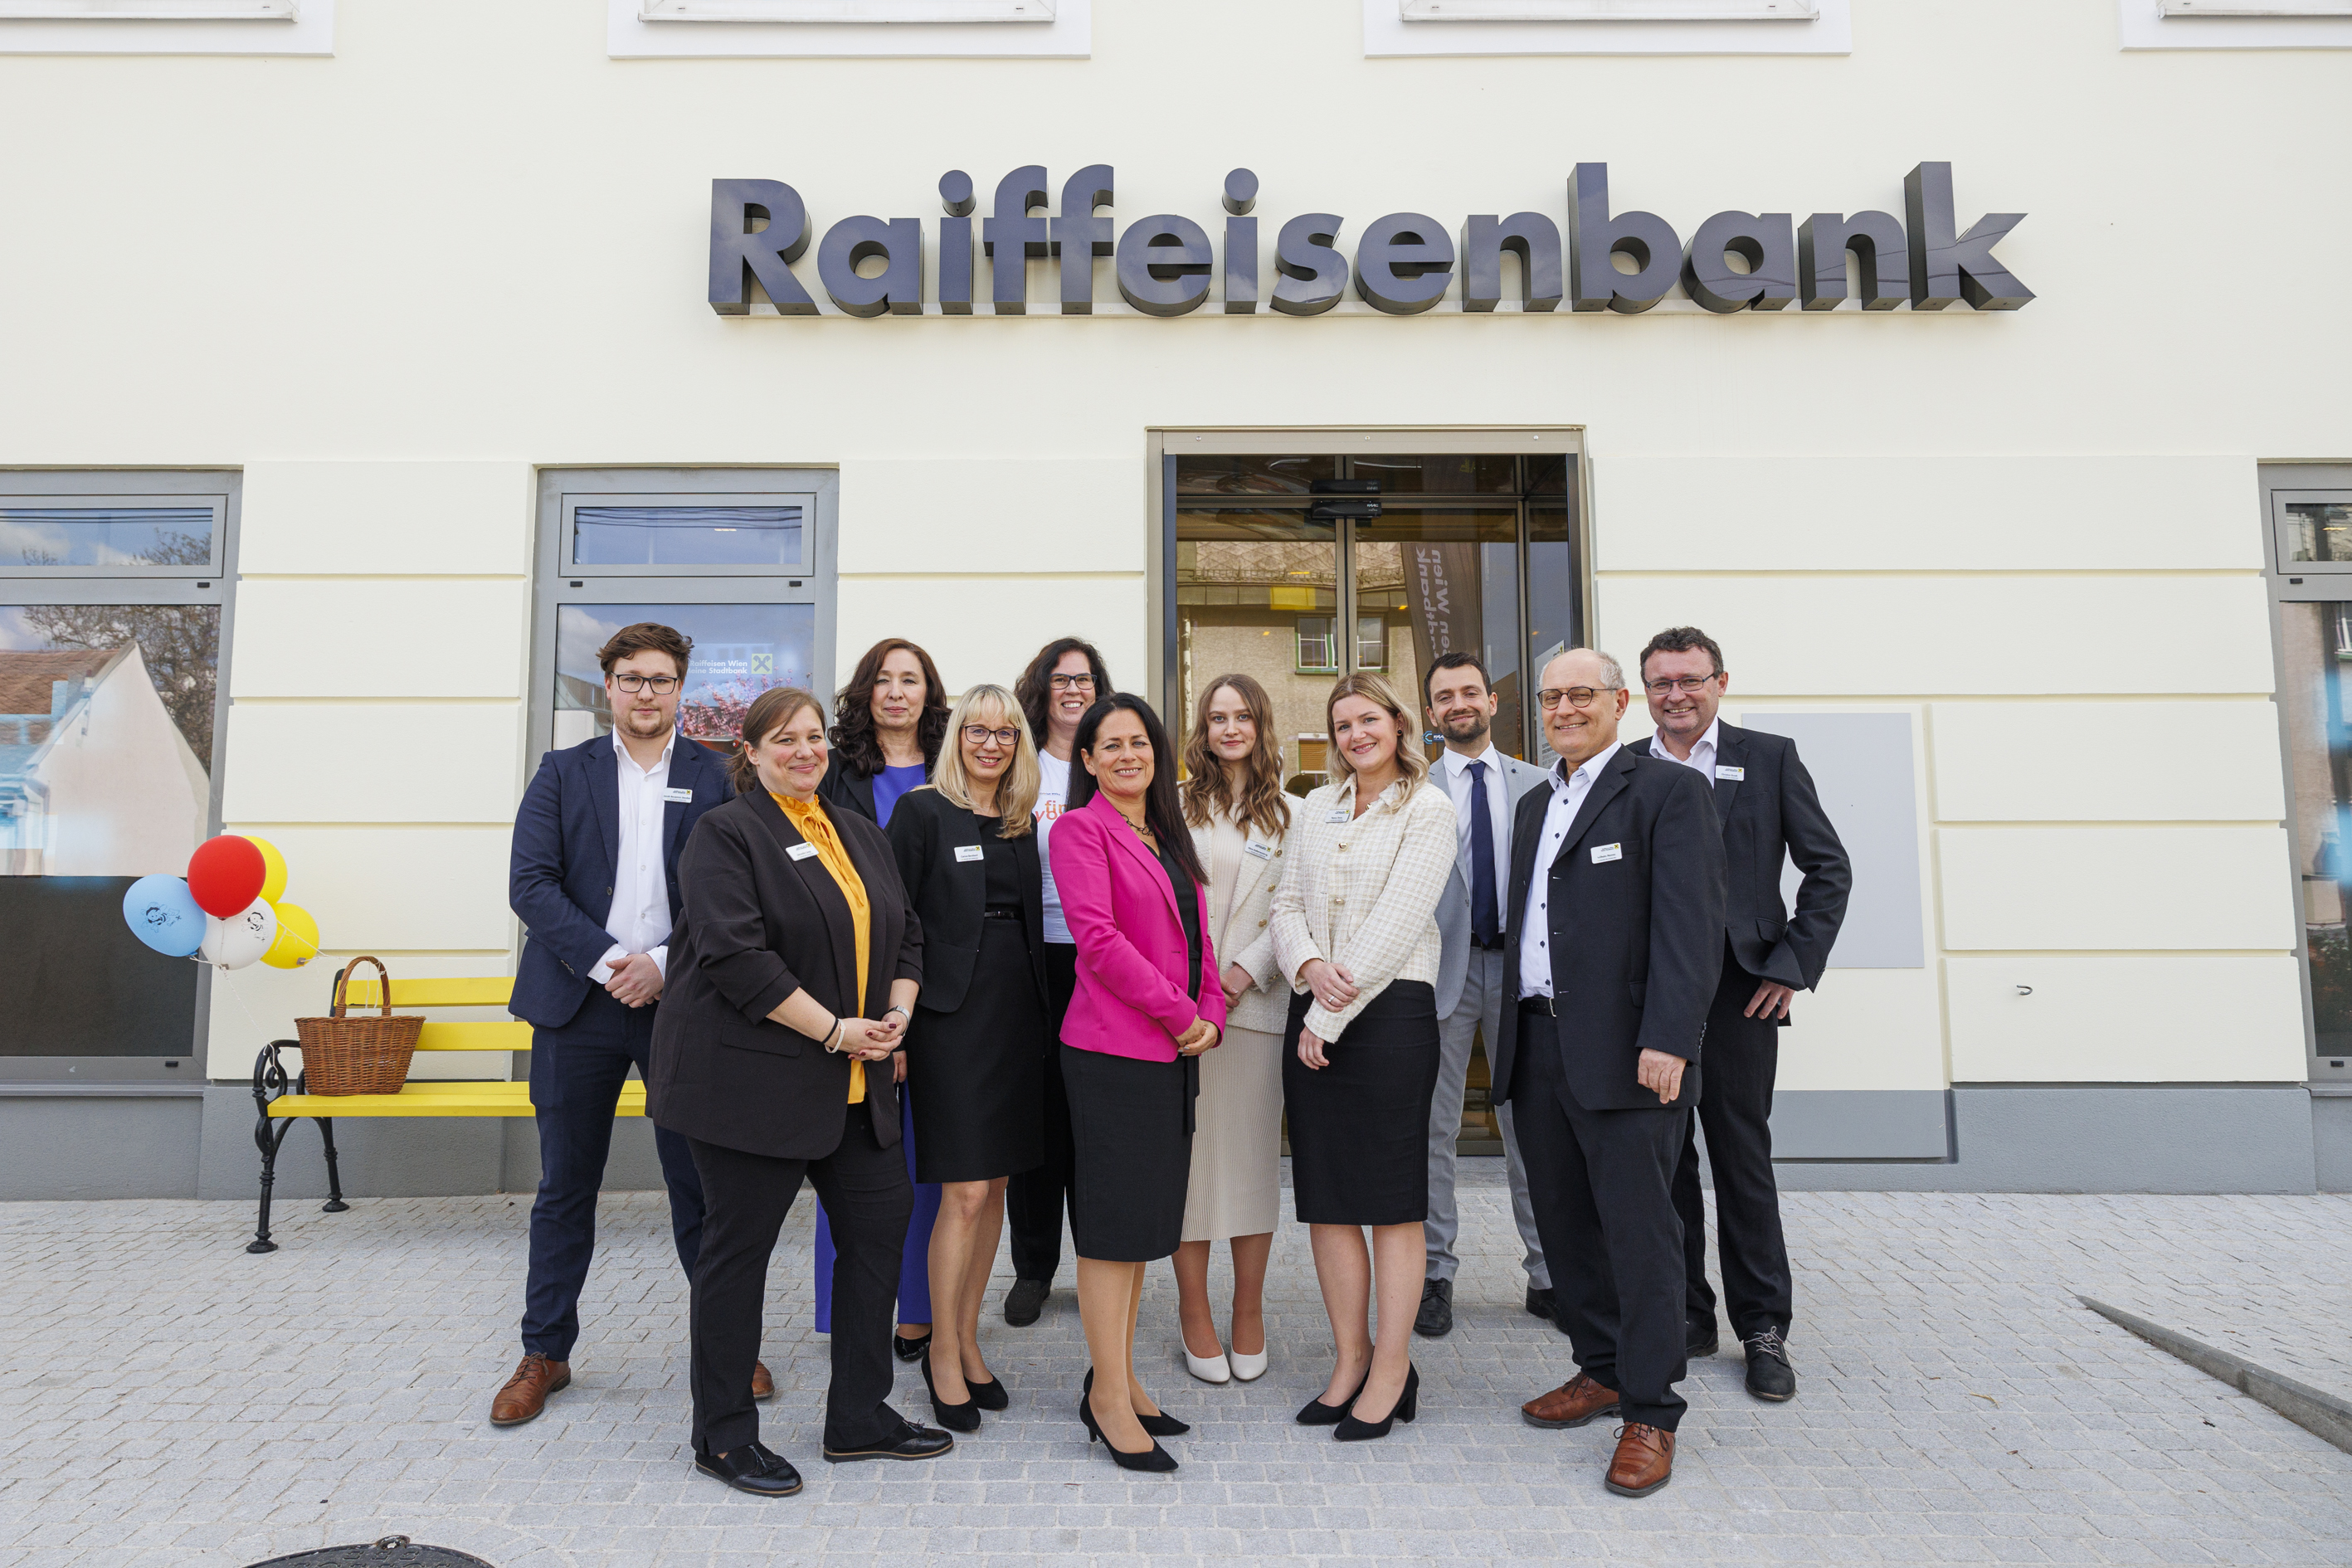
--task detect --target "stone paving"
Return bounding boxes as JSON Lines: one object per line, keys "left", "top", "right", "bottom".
{"left": 2, "top": 1174, "right": 2350, "bottom": 1568}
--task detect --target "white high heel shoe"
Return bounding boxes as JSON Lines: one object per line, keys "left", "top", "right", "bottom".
{"left": 1184, "top": 1346, "right": 1233, "bottom": 1385}
{"left": 1227, "top": 1346, "right": 1269, "bottom": 1382}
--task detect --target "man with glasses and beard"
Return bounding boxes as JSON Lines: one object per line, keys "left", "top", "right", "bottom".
{"left": 1639, "top": 626, "right": 1849, "bottom": 1405}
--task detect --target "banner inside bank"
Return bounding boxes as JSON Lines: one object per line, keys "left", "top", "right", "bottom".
{"left": 709, "top": 162, "right": 2031, "bottom": 319}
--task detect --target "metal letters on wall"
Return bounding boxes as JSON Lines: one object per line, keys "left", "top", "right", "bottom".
{"left": 708, "top": 163, "right": 2033, "bottom": 318}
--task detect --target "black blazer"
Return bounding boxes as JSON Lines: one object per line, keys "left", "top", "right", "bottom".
{"left": 816, "top": 757, "right": 881, "bottom": 824}
{"left": 646, "top": 791, "right": 923, "bottom": 1160}
{"left": 1704, "top": 722, "right": 1852, "bottom": 993}
{"left": 886, "top": 786, "right": 1049, "bottom": 1015}
{"left": 1492, "top": 746, "right": 1726, "bottom": 1114}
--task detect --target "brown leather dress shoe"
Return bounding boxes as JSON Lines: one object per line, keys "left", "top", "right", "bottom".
{"left": 1521, "top": 1372, "right": 1622, "bottom": 1430}
{"left": 1605, "top": 1423, "right": 1676, "bottom": 1497}
{"left": 752, "top": 1361, "right": 775, "bottom": 1401}
{"left": 489, "top": 1353, "right": 570, "bottom": 1426}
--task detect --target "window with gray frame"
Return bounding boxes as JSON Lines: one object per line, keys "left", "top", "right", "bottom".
{"left": 528, "top": 469, "right": 840, "bottom": 768}
{"left": 0, "top": 470, "right": 239, "bottom": 1077}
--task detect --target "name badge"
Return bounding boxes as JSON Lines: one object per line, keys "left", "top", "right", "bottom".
{"left": 660, "top": 786, "right": 695, "bottom": 802}
{"left": 1591, "top": 843, "right": 1624, "bottom": 864}
{"left": 1715, "top": 766, "right": 1745, "bottom": 782}
{"left": 788, "top": 842, "right": 821, "bottom": 861}
{"left": 1244, "top": 841, "right": 1274, "bottom": 861}
{"left": 1325, "top": 809, "right": 1348, "bottom": 824}
{"left": 954, "top": 844, "right": 985, "bottom": 863}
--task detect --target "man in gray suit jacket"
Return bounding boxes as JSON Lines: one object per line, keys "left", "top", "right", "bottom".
{"left": 1415, "top": 652, "right": 1557, "bottom": 1339}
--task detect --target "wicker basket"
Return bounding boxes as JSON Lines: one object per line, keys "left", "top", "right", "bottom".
{"left": 294, "top": 956, "right": 424, "bottom": 1096}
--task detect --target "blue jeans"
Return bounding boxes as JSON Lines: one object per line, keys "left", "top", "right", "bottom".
{"left": 813, "top": 1087, "right": 938, "bottom": 1331}
{"left": 521, "top": 988, "right": 705, "bottom": 1359}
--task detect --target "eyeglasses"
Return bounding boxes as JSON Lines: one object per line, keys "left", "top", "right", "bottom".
{"left": 1643, "top": 674, "right": 1720, "bottom": 696}
{"left": 611, "top": 673, "right": 681, "bottom": 694}
{"left": 1536, "top": 686, "right": 1617, "bottom": 711}
{"left": 962, "top": 724, "right": 1022, "bottom": 747}
{"left": 1049, "top": 673, "right": 1096, "bottom": 691}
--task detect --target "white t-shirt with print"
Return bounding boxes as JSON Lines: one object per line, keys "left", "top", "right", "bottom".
{"left": 1035, "top": 750, "right": 1073, "bottom": 945}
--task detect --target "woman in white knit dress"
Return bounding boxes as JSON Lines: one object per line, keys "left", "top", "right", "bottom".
{"left": 1171, "top": 674, "right": 1294, "bottom": 1385}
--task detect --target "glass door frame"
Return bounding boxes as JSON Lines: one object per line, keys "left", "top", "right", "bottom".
{"left": 1148, "top": 427, "right": 1591, "bottom": 764}
{"left": 2261, "top": 461, "right": 2352, "bottom": 1085}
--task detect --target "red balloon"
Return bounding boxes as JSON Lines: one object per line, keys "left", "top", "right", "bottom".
{"left": 187, "top": 835, "right": 267, "bottom": 918}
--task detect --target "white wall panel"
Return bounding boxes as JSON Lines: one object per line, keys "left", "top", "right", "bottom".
{"left": 221, "top": 702, "right": 525, "bottom": 824}
{"left": 1933, "top": 701, "right": 2286, "bottom": 821}
{"left": 229, "top": 581, "right": 527, "bottom": 699}
{"left": 1940, "top": 826, "right": 2295, "bottom": 951}
{"left": 1946, "top": 955, "right": 2306, "bottom": 1083}
{"left": 837, "top": 574, "right": 1146, "bottom": 698}
{"left": 241, "top": 461, "right": 532, "bottom": 577}
{"left": 840, "top": 458, "right": 1141, "bottom": 577}
{"left": 1597, "top": 576, "right": 2275, "bottom": 697}
{"left": 215, "top": 826, "right": 515, "bottom": 954}
{"left": 1596, "top": 455, "right": 2257, "bottom": 573}
{"left": 1774, "top": 967, "right": 1949, "bottom": 1093}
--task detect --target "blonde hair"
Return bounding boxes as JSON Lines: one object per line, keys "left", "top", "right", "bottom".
{"left": 1323, "top": 671, "right": 1431, "bottom": 794}
{"left": 928, "top": 684, "right": 1040, "bottom": 836}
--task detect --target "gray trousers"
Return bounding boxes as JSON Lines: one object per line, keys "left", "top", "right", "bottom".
{"left": 1424, "top": 947, "right": 1549, "bottom": 1288}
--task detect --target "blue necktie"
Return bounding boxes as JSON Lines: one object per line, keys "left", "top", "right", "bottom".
{"left": 1468, "top": 761, "right": 1500, "bottom": 948}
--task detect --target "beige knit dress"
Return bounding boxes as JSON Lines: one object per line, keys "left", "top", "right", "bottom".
{"left": 1179, "top": 803, "right": 1290, "bottom": 1243}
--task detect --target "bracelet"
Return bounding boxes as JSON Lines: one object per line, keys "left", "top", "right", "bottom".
{"left": 822, "top": 1015, "right": 844, "bottom": 1053}
{"left": 884, "top": 1005, "right": 910, "bottom": 1023}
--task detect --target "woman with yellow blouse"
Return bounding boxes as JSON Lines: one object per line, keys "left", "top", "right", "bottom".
{"left": 649, "top": 685, "right": 949, "bottom": 1498}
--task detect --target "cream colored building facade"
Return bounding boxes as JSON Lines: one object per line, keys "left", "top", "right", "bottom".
{"left": 0, "top": 0, "right": 2346, "bottom": 1199}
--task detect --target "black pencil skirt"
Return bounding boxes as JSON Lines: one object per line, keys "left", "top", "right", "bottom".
{"left": 1060, "top": 1041, "right": 1196, "bottom": 1263}
{"left": 905, "top": 918, "right": 1048, "bottom": 1185}
{"left": 1282, "top": 980, "right": 1441, "bottom": 1227}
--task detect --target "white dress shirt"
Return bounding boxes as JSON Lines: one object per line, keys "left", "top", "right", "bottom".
{"left": 1517, "top": 741, "right": 1624, "bottom": 1001}
{"left": 592, "top": 728, "right": 677, "bottom": 982}
{"left": 1648, "top": 717, "right": 1721, "bottom": 780}
{"left": 1439, "top": 743, "right": 1512, "bottom": 922}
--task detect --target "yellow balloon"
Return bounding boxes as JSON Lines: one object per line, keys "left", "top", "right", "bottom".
{"left": 248, "top": 836, "right": 289, "bottom": 905}
{"left": 261, "top": 900, "right": 319, "bottom": 969}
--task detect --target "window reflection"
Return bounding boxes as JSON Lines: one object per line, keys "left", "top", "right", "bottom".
{"left": 2286, "top": 503, "right": 2352, "bottom": 565}
{"left": 0, "top": 507, "right": 215, "bottom": 569}
{"left": 572, "top": 505, "right": 805, "bottom": 568}
{"left": 554, "top": 603, "right": 816, "bottom": 755}
{"left": 2282, "top": 600, "right": 2352, "bottom": 1057}
{"left": 1174, "top": 510, "right": 1341, "bottom": 791}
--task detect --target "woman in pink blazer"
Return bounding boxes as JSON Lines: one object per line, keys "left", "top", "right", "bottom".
{"left": 1050, "top": 693, "right": 1226, "bottom": 1475}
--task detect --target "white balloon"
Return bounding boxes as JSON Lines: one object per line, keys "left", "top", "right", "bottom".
{"left": 199, "top": 896, "right": 279, "bottom": 970}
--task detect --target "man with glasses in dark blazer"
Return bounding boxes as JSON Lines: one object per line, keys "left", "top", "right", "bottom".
{"left": 1639, "top": 626, "right": 1850, "bottom": 1405}
{"left": 495, "top": 621, "right": 747, "bottom": 1425}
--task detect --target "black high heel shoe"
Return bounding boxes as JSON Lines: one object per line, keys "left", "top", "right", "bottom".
{"left": 1083, "top": 1368, "right": 1189, "bottom": 1436}
{"left": 1296, "top": 1368, "right": 1371, "bottom": 1426}
{"left": 920, "top": 1349, "right": 981, "bottom": 1434}
{"left": 966, "top": 1372, "right": 1009, "bottom": 1412}
{"left": 892, "top": 1331, "right": 932, "bottom": 1364}
{"left": 1334, "top": 1363, "right": 1418, "bottom": 1443}
{"left": 1079, "top": 1391, "right": 1179, "bottom": 1473}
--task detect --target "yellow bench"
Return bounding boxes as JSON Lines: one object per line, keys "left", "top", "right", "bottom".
{"left": 248, "top": 971, "right": 643, "bottom": 1252}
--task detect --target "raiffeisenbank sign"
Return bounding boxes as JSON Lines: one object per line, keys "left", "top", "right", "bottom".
{"left": 709, "top": 162, "right": 2030, "bottom": 319}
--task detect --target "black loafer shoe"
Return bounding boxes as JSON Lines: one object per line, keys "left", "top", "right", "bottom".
{"left": 694, "top": 1441, "right": 804, "bottom": 1497}
{"left": 823, "top": 1420, "right": 956, "bottom": 1463}
{"left": 1688, "top": 1318, "right": 1721, "bottom": 1359}
{"left": 1413, "top": 1277, "right": 1454, "bottom": 1338}
{"left": 1004, "top": 1278, "right": 1050, "bottom": 1327}
{"left": 1743, "top": 1328, "right": 1796, "bottom": 1402}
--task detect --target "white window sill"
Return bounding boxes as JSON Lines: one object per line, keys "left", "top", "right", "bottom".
{"left": 1366, "top": 0, "right": 1845, "bottom": 53}
{"left": 611, "top": 0, "right": 1085, "bottom": 56}
{"left": 0, "top": 0, "right": 325, "bottom": 51}
{"left": 2120, "top": 0, "right": 2352, "bottom": 45}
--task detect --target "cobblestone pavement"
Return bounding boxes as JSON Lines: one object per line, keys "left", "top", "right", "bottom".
{"left": 2, "top": 1178, "right": 2350, "bottom": 1568}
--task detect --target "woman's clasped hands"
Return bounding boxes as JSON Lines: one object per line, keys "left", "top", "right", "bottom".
{"left": 1172, "top": 1015, "right": 1220, "bottom": 1058}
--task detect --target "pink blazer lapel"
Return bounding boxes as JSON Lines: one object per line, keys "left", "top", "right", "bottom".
{"left": 1082, "top": 791, "right": 1183, "bottom": 929}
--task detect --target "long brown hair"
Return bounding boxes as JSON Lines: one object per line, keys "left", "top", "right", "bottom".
{"left": 830, "top": 637, "right": 950, "bottom": 778}
{"left": 1181, "top": 674, "right": 1290, "bottom": 840}
{"left": 728, "top": 685, "right": 825, "bottom": 795}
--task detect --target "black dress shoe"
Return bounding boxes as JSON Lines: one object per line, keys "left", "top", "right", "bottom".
{"left": 966, "top": 1372, "right": 1010, "bottom": 1412}
{"left": 1688, "top": 1318, "right": 1721, "bottom": 1358}
{"left": 694, "top": 1441, "right": 804, "bottom": 1497}
{"left": 920, "top": 1350, "right": 981, "bottom": 1434}
{"left": 1003, "top": 1278, "right": 1050, "bottom": 1327}
{"left": 1413, "top": 1277, "right": 1454, "bottom": 1338}
{"left": 1743, "top": 1328, "right": 1796, "bottom": 1402}
{"left": 1296, "top": 1370, "right": 1370, "bottom": 1426}
{"left": 1334, "top": 1364, "right": 1418, "bottom": 1443}
{"left": 893, "top": 1331, "right": 933, "bottom": 1364}
{"left": 822, "top": 1419, "right": 955, "bottom": 1463}
{"left": 1083, "top": 1368, "right": 1188, "bottom": 1435}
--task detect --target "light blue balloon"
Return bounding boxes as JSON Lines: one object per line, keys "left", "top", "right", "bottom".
{"left": 123, "top": 874, "right": 205, "bottom": 958}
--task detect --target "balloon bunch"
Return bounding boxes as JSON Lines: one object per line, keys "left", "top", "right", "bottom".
{"left": 122, "top": 835, "right": 322, "bottom": 971}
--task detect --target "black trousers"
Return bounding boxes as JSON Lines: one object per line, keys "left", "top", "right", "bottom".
{"left": 1006, "top": 942, "right": 1079, "bottom": 1283}
{"left": 1671, "top": 947, "right": 1794, "bottom": 1341}
{"left": 523, "top": 989, "right": 706, "bottom": 1360}
{"left": 1511, "top": 1009, "right": 1690, "bottom": 1432}
{"left": 687, "top": 1113, "right": 912, "bottom": 1456}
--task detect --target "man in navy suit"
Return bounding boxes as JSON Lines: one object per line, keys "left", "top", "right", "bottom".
{"left": 493, "top": 621, "right": 743, "bottom": 1425}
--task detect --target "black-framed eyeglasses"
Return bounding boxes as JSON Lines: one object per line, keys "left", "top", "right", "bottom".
{"left": 1049, "top": 673, "right": 1096, "bottom": 691}
{"left": 1536, "top": 686, "right": 1614, "bottom": 711}
{"left": 611, "top": 673, "right": 681, "bottom": 694}
{"left": 962, "top": 724, "right": 1022, "bottom": 747}
{"left": 1643, "top": 674, "right": 1720, "bottom": 696}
